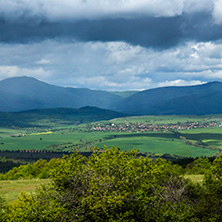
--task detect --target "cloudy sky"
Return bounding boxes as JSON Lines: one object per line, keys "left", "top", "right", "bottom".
{"left": 1, "top": 0, "right": 222, "bottom": 91}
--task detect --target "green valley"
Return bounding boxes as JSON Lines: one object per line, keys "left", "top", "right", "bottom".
{"left": 1, "top": 111, "right": 222, "bottom": 158}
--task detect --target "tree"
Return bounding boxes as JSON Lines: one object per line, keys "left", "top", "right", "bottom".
{"left": 5, "top": 147, "right": 200, "bottom": 221}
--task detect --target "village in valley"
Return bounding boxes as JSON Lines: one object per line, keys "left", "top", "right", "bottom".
{"left": 91, "top": 121, "right": 222, "bottom": 133}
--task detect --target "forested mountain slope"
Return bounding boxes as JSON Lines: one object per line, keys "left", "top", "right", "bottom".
{"left": 115, "top": 82, "right": 222, "bottom": 115}
{"left": 0, "top": 76, "right": 122, "bottom": 112}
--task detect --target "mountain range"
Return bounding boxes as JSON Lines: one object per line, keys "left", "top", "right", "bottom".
{"left": 1, "top": 76, "right": 222, "bottom": 115}
{"left": 0, "top": 76, "right": 123, "bottom": 112}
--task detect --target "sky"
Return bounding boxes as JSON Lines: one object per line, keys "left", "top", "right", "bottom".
{"left": 1, "top": 0, "right": 222, "bottom": 91}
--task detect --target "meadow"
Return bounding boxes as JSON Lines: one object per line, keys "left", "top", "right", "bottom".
{"left": 0, "top": 179, "right": 49, "bottom": 203}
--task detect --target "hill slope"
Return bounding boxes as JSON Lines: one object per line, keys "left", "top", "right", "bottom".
{"left": 115, "top": 82, "right": 222, "bottom": 115}
{"left": 0, "top": 76, "right": 122, "bottom": 112}
{"left": 0, "top": 106, "right": 129, "bottom": 128}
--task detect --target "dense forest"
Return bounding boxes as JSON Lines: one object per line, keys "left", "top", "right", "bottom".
{"left": 0, "top": 147, "right": 222, "bottom": 221}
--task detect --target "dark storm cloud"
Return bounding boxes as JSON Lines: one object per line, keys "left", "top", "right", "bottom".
{"left": 1, "top": 12, "right": 222, "bottom": 49}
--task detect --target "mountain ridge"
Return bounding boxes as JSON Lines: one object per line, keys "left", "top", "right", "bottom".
{"left": 1, "top": 76, "right": 222, "bottom": 115}
{"left": 115, "top": 81, "right": 222, "bottom": 115}
{"left": 0, "top": 76, "right": 122, "bottom": 112}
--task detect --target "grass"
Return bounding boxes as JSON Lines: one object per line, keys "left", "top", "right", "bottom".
{"left": 0, "top": 129, "right": 112, "bottom": 152}
{"left": 96, "top": 133, "right": 218, "bottom": 157}
{"left": 0, "top": 129, "right": 218, "bottom": 157}
{"left": 0, "top": 179, "right": 49, "bottom": 203}
{"left": 184, "top": 174, "right": 204, "bottom": 183}
{"left": 0, "top": 128, "right": 26, "bottom": 138}
{"left": 181, "top": 127, "right": 222, "bottom": 148}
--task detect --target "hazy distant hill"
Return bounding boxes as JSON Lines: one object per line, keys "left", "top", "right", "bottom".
{"left": 110, "top": 91, "right": 138, "bottom": 98}
{"left": 115, "top": 82, "right": 222, "bottom": 115}
{"left": 0, "top": 76, "right": 122, "bottom": 112}
{"left": 1, "top": 76, "right": 222, "bottom": 115}
{"left": 0, "top": 106, "right": 129, "bottom": 128}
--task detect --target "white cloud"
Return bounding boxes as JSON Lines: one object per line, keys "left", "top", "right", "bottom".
{"left": 0, "top": 40, "right": 222, "bottom": 90}
{"left": 213, "top": 0, "right": 222, "bottom": 24}
{"left": 183, "top": 70, "right": 222, "bottom": 79}
{"left": 69, "top": 75, "right": 151, "bottom": 91}
{"left": 36, "top": 59, "right": 50, "bottom": 65}
{"left": 0, "top": 65, "right": 51, "bottom": 81}
{"left": 158, "top": 79, "right": 206, "bottom": 87}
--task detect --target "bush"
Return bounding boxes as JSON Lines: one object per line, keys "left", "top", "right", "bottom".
{"left": 5, "top": 147, "right": 197, "bottom": 221}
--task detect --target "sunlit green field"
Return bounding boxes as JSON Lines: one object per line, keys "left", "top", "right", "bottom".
{"left": 0, "top": 179, "right": 49, "bottom": 203}
{"left": 181, "top": 127, "right": 222, "bottom": 148}
{"left": 0, "top": 129, "right": 112, "bottom": 152}
{"left": 111, "top": 115, "right": 218, "bottom": 125}
{"left": 1, "top": 114, "right": 222, "bottom": 157}
{"left": 96, "top": 133, "right": 218, "bottom": 157}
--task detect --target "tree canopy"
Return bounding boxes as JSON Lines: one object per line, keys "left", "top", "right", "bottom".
{"left": 2, "top": 147, "right": 222, "bottom": 221}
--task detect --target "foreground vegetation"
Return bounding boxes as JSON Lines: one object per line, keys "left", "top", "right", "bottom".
{"left": 1, "top": 147, "right": 222, "bottom": 221}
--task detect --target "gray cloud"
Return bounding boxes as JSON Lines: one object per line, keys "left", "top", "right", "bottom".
{"left": 0, "top": 0, "right": 221, "bottom": 49}
{"left": 0, "top": 13, "right": 222, "bottom": 49}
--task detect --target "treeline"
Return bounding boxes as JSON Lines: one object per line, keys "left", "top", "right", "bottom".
{"left": 173, "top": 131, "right": 221, "bottom": 151}
{"left": 0, "top": 150, "right": 93, "bottom": 173}
{"left": 0, "top": 154, "right": 214, "bottom": 180}
{"left": 0, "top": 147, "right": 222, "bottom": 221}
{"left": 0, "top": 158, "right": 59, "bottom": 180}
{"left": 0, "top": 157, "right": 21, "bottom": 174}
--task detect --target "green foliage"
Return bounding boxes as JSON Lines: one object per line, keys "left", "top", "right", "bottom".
{"left": 5, "top": 147, "right": 198, "bottom": 221}
{"left": 0, "top": 158, "right": 61, "bottom": 180}
{"left": 185, "top": 157, "right": 212, "bottom": 174}
{"left": 192, "top": 155, "right": 222, "bottom": 221}
{"left": 5, "top": 191, "right": 66, "bottom": 222}
{"left": 0, "top": 195, "right": 6, "bottom": 221}
{"left": 3, "top": 149, "right": 222, "bottom": 221}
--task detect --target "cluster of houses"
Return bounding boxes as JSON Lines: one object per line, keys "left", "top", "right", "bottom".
{"left": 91, "top": 121, "right": 221, "bottom": 133}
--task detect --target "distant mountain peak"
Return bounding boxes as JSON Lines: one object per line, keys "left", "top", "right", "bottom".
{"left": 0, "top": 76, "right": 122, "bottom": 112}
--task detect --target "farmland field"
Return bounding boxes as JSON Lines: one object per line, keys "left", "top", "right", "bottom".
{"left": 181, "top": 127, "right": 222, "bottom": 148}
{"left": 96, "top": 133, "right": 217, "bottom": 157}
{"left": 0, "top": 114, "right": 222, "bottom": 158}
